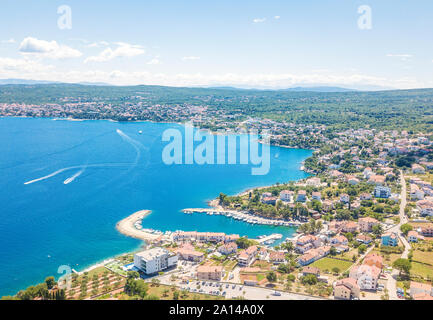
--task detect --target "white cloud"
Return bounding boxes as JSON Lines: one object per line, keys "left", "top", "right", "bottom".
{"left": 85, "top": 43, "right": 145, "bottom": 63}
{"left": 87, "top": 41, "right": 110, "bottom": 48}
{"left": 147, "top": 58, "right": 161, "bottom": 65}
{"left": 386, "top": 54, "right": 413, "bottom": 61}
{"left": 0, "top": 57, "right": 53, "bottom": 73}
{"left": 253, "top": 18, "right": 266, "bottom": 23}
{"left": 1, "top": 38, "right": 16, "bottom": 44}
{"left": 274, "top": 16, "right": 280, "bottom": 20}
{"left": 182, "top": 56, "right": 200, "bottom": 61}
{"left": 19, "top": 37, "right": 82, "bottom": 59}
{"left": 1, "top": 60, "right": 431, "bottom": 89}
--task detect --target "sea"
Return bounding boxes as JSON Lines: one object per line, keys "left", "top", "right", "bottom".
{"left": 0, "top": 117, "right": 312, "bottom": 296}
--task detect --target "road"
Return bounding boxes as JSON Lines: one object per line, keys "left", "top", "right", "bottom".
{"left": 154, "top": 262, "right": 324, "bottom": 300}
{"left": 175, "top": 280, "right": 324, "bottom": 300}
{"left": 386, "top": 171, "right": 410, "bottom": 300}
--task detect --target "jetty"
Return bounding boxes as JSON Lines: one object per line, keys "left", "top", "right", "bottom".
{"left": 256, "top": 233, "right": 283, "bottom": 244}
{"left": 182, "top": 208, "right": 302, "bottom": 227}
{"left": 116, "top": 210, "right": 161, "bottom": 242}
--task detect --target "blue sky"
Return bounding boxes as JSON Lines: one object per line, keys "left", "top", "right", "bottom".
{"left": 0, "top": 0, "right": 432, "bottom": 89}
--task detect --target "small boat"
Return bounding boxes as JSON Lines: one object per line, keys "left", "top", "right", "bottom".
{"left": 138, "top": 130, "right": 143, "bottom": 134}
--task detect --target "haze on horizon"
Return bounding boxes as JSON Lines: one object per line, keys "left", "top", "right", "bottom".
{"left": 0, "top": 0, "right": 432, "bottom": 90}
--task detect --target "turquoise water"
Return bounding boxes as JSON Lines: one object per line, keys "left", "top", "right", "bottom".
{"left": 0, "top": 117, "right": 312, "bottom": 296}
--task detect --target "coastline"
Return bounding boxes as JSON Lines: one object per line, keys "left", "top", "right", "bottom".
{"left": 115, "top": 210, "right": 160, "bottom": 242}
{"left": 1, "top": 116, "right": 312, "bottom": 296}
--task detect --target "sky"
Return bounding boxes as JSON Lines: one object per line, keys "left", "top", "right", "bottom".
{"left": 0, "top": 0, "right": 432, "bottom": 90}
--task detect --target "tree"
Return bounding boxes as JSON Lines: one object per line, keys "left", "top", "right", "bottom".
{"left": 358, "top": 244, "right": 367, "bottom": 255}
{"left": 393, "top": 258, "right": 411, "bottom": 276}
{"left": 372, "top": 224, "right": 383, "bottom": 238}
{"left": 173, "top": 290, "right": 179, "bottom": 300}
{"left": 44, "top": 276, "right": 56, "bottom": 290}
{"left": 400, "top": 223, "right": 413, "bottom": 236}
{"left": 266, "top": 271, "right": 277, "bottom": 283}
{"left": 332, "top": 267, "right": 340, "bottom": 275}
{"left": 301, "top": 274, "right": 318, "bottom": 285}
{"left": 287, "top": 274, "right": 296, "bottom": 282}
{"left": 127, "top": 271, "right": 140, "bottom": 280}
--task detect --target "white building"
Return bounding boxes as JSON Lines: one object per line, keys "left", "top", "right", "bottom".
{"left": 374, "top": 185, "right": 391, "bottom": 198}
{"left": 133, "top": 247, "right": 178, "bottom": 274}
{"left": 279, "top": 190, "right": 294, "bottom": 202}
{"left": 349, "top": 265, "right": 381, "bottom": 291}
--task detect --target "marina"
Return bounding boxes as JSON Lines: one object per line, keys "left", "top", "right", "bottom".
{"left": 182, "top": 208, "right": 302, "bottom": 227}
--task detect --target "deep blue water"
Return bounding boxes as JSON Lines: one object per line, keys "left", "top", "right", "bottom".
{"left": 0, "top": 117, "right": 312, "bottom": 296}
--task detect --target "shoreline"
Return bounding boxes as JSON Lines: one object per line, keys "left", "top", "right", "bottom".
{"left": 115, "top": 210, "right": 161, "bottom": 242}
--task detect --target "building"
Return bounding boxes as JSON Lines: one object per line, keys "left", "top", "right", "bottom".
{"left": 360, "top": 193, "right": 372, "bottom": 201}
{"left": 410, "top": 281, "right": 433, "bottom": 299}
{"left": 322, "top": 200, "right": 334, "bottom": 212}
{"left": 412, "top": 164, "right": 426, "bottom": 174}
{"left": 296, "top": 235, "right": 321, "bottom": 253}
{"left": 261, "top": 196, "right": 277, "bottom": 205}
{"left": 297, "top": 246, "right": 331, "bottom": 266}
{"left": 408, "top": 230, "right": 419, "bottom": 242}
{"left": 341, "top": 221, "right": 358, "bottom": 233}
{"left": 218, "top": 242, "right": 238, "bottom": 255}
{"left": 363, "top": 253, "right": 383, "bottom": 269}
{"left": 306, "top": 177, "right": 321, "bottom": 187}
{"left": 340, "top": 194, "right": 350, "bottom": 203}
{"left": 349, "top": 264, "right": 381, "bottom": 290}
{"left": 133, "top": 248, "right": 178, "bottom": 274}
{"left": 347, "top": 176, "right": 360, "bottom": 185}
{"left": 237, "top": 246, "right": 258, "bottom": 267}
{"left": 173, "top": 231, "right": 239, "bottom": 243}
{"left": 196, "top": 266, "right": 223, "bottom": 281}
{"left": 311, "top": 192, "right": 321, "bottom": 201}
{"left": 421, "top": 227, "right": 433, "bottom": 237}
{"left": 358, "top": 217, "right": 379, "bottom": 232}
{"left": 297, "top": 190, "right": 307, "bottom": 202}
{"left": 410, "top": 184, "right": 425, "bottom": 200}
{"left": 368, "top": 175, "right": 386, "bottom": 186}
{"left": 330, "top": 235, "right": 348, "bottom": 246}
{"left": 416, "top": 200, "right": 433, "bottom": 216}
{"left": 334, "top": 278, "right": 360, "bottom": 300}
{"left": 356, "top": 234, "right": 372, "bottom": 244}
{"left": 302, "top": 266, "right": 320, "bottom": 277}
{"left": 381, "top": 232, "right": 398, "bottom": 247}
{"left": 279, "top": 190, "right": 294, "bottom": 202}
{"left": 374, "top": 185, "right": 391, "bottom": 199}
{"left": 269, "top": 251, "right": 286, "bottom": 264}
{"left": 176, "top": 244, "right": 205, "bottom": 262}
{"left": 363, "top": 167, "right": 373, "bottom": 179}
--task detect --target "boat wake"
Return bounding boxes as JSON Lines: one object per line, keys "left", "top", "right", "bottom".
{"left": 63, "top": 168, "right": 85, "bottom": 185}
{"left": 116, "top": 129, "right": 143, "bottom": 165}
{"left": 24, "top": 163, "right": 130, "bottom": 185}
{"left": 24, "top": 129, "right": 146, "bottom": 185}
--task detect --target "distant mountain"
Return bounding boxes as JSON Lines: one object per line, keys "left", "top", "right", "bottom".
{"left": 0, "top": 79, "right": 59, "bottom": 85}
{"left": 0, "top": 79, "right": 110, "bottom": 86}
{"left": 279, "top": 86, "right": 356, "bottom": 92}
{"left": 204, "top": 85, "right": 357, "bottom": 92}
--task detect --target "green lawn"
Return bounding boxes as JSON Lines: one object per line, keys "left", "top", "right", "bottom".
{"left": 411, "top": 262, "right": 433, "bottom": 279}
{"left": 310, "top": 257, "right": 353, "bottom": 273}
{"left": 413, "top": 250, "right": 433, "bottom": 266}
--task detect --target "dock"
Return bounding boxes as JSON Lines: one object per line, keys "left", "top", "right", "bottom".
{"left": 182, "top": 208, "right": 302, "bottom": 227}
{"left": 256, "top": 233, "right": 283, "bottom": 244}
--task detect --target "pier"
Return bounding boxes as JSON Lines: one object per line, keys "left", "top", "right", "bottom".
{"left": 182, "top": 208, "right": 302, "bottom": 227}
{"left": 256, "top": 233, "right": 283, "bottom": 244}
